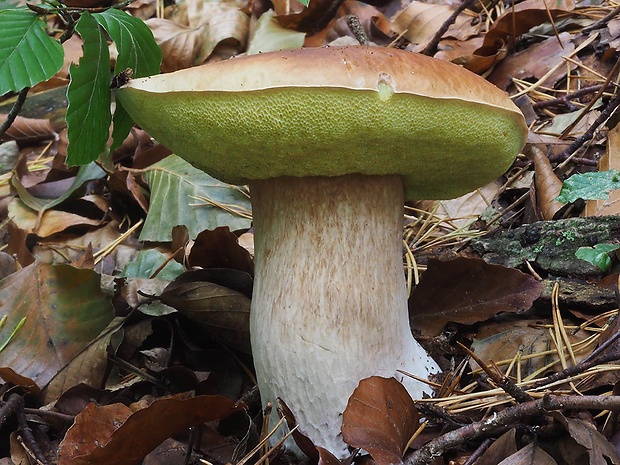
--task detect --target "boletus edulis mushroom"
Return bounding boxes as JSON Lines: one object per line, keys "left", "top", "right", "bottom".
{"left": 116, "top": 46, "right": 528, "bottom": 458}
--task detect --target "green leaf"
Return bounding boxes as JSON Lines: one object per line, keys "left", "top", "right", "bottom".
{"left": 575, "top": 243, "right": 620, "bottom": 272}
{"left": 119, "top": 249, "right": 185, "bottom": 281}
{"left": 298, "top": 0, "right": 310, "bottom": 5}
{"left": 93, "top": 8, "right": 161, "bottom": 153}
{"left": 141, "top": 155, "right": 252, "bottom": 242}
{"left": 66, "top": 12, "right": 111, "bottom": 166}
{"left": 0, "top": 9, "right": 64, "bottom": 94}
{"left": 93, "top": 8, "right": 161, "bottom": 77}
{"left": 556, "top": 170, "right": 620, "bottom": 204}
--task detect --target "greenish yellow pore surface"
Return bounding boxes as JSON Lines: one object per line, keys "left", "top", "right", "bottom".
{"left": 116, "top": 86, "right": 526, "bottom": 200}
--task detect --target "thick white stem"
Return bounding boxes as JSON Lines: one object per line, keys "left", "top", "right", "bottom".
{"left": 250, "top": 174, "right": 438, "bottom": 458}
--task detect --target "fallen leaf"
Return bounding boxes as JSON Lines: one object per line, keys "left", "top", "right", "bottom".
{"left": 188, "top": 227, "right": 254, "bottom": 275}
{"left": 341, "top": 376, "right": 419, "bottom": 465}
{"left": 457, "top": 0, "right": 575, "bottom": 73}
{"left": 553, "top": 414, "right": 620, "bottom": 465}
{"left": 147, "top": 1, "right": 248, "bottom": 72}
{"left": 529, "top": 145, "right": 565, "bottom": 220}
{"left": 410, "top": 257, "right": 544, "bottom": 337}
{"left": 488, "top": 32, "right": 576, "bottom": 90}
{"left": 160, "top": 272, "right": 251, "bottom": 353}
{"left": 471, "top": 318, "right": 590, "bottom": 378}
{"left": 140, "top": 155, "right": 252, "bottom": 242}
{"left": 0, "top": 263, "right": 114, "bottom": 389}
{"left": 473, "top": 429, "right": 518, "bottom": 465}
{"left": 391, "top": 1, "right": 477, "bottom": 49}
{"left": 498, "top": 443, "right": 558, "bottom": 465}
{"left": 58, "top": 393, "right": 242, "bottom": 465}
{"left": 0, "top": 114, "right": 56, "bottom": 144}
{"left": 275, "top": 0, "right": 343, "bottom": 33}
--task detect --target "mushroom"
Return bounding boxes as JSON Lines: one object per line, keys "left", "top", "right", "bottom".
{"left": 116, "top": 46, "right": 528, "bottom": 457}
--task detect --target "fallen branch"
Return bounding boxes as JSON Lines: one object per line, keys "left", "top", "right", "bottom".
{"left": 406, "top": 394, "right": 620, "bottom": 465}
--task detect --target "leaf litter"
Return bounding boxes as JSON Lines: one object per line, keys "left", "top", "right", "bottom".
{"left": 4, "top": 0, "right": 620, "bottom": 464}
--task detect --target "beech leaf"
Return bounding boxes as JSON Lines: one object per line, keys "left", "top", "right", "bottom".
{"left": 410, "top": 257, "right": 544, "bottom": 337}
{"left": 341, "top": 376, "right": 419, "bottom": 465}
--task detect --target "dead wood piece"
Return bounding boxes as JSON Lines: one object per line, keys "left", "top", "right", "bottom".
{"left": 472, "top": 216, "right": 620, "bottom": 278}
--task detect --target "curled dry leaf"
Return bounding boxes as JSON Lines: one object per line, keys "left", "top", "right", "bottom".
{"left": 0, "top": 114, "right": 55, "bottom": 144}
{"left": 391, "top": 2, "right": 476, "bottom": 50}
{"left": 410, "top": 257, "right": 544, "bottom": 337}
{"left": 147, "top": 1, "right": 248, "bottom": 72}
{"left": 275, "top": 0, "right": 344, "bottom": 34}
{"left": 528, "top": 145, "right": 565, "bottom": 220}
{"left": 455, "top": 0, "right": 575, "bottom": 73}
{"left": 551, "top": 413, "right": 620, "bottom": 465}
{"left": 341, "top": 376, "right": 419, "bottom": 465}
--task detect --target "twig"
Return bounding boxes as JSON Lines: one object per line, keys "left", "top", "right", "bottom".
{"left": 533, "top": 336, "right": 620, "bottom": 389}
{"left": 15, "top": 399, "right": 49, "bottom": 465}
{"left": 459, "top": 342, "right": 533, "bottom": 403}
{"left": 532, "top": 84, "right": 614, "bottom": 110}
{"left": 405, "top": 394, "right": 620, "bottom": 464}
{"left": 462, "top": 438, "right": 493, "bottom": 465}
{"left": 582, "top": 4, "right": 620, "bottom": 33}
{"left": 0, "top": 87, "right": 30, "bottom": 140}
{"left": 421, "top": 0, "right": 476, "bottom": 56}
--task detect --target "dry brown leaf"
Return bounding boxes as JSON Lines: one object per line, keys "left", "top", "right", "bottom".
{"left": 488, "top": 32, "right": 576, "bottom": 90}
{"left": 584, "top": 124, "right": 620, "bottom": 216}
{"left": 58, "top": 394, "right": 242, "bottom": 465}
{"left": 410, "top": 257, "right": 544, "bottom": 337}
{"left": 275, "top": 0, "right": 343, "bottom": 34}
{"left": 424, "top": 179, "right": 503, "bottom": 230}
{"left": 317, "top": 447, "right": 344, "bottom": 465}
{"left": 529, "top": 145, "right": 565, "bottom": 220}
{"left": 341, "top": 376, "right": 419, "bottom": 465}
{"left": 474, "top": 429, "right": 518, "bottom": 465}
{"left": 457, "top": 0, "right": 574, "bottom": 73}
{"left": 435, "top": 36, "right": 483, "bottom": 62}
{"left": 147, "top": 1, "right": 248, "bottom": 72}
{"left": 498, "top": 443, "right": 558, "bottom": 465}
{"left": 552, "top": 414, "right": 620, "bottom": 465}
{"left": 0, "top": 115, "right": 55, "bottom": 144}
{"left": 391, "top": 2, "right": 476, "bottom": 50}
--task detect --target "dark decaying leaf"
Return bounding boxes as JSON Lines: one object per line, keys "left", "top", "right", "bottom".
{"left": 410, "top": 257, "right": 544, "bottom": 337}
{"left": 473, "top": 429, "right": 518, "bottom": 465}
{"left": 317, "top": 447, "right": 345, "bottom": 465}
{"left": 552, "top": 413, "right": 620, "bottom": 465}
{"left": 160, "top": 273, "right": 251, "bottom": 353}
{"left": 275, "top": 0, "right": 345, "bottom": 33}
{"left": 57, "top": 394, "right": 242, "bottom": 465}
{"left": 189, "top": 227, "right": 254, "bottom": 275}
{"left": 498, "top": 443, "right": 558, "bottom": 465}
{"left": 341, "top": 376, "right": 419, "bottom": 465}
{"left": 279, "top": 398, "right": 320, "bottom": 461}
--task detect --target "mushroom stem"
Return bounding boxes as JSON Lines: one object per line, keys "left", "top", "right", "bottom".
{"left": 250, "top": 174, "right": 439, "bottom": 458}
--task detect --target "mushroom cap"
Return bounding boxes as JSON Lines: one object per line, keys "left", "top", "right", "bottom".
{"left": 116, "top": 46, "right": 527, "bottom": 200}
